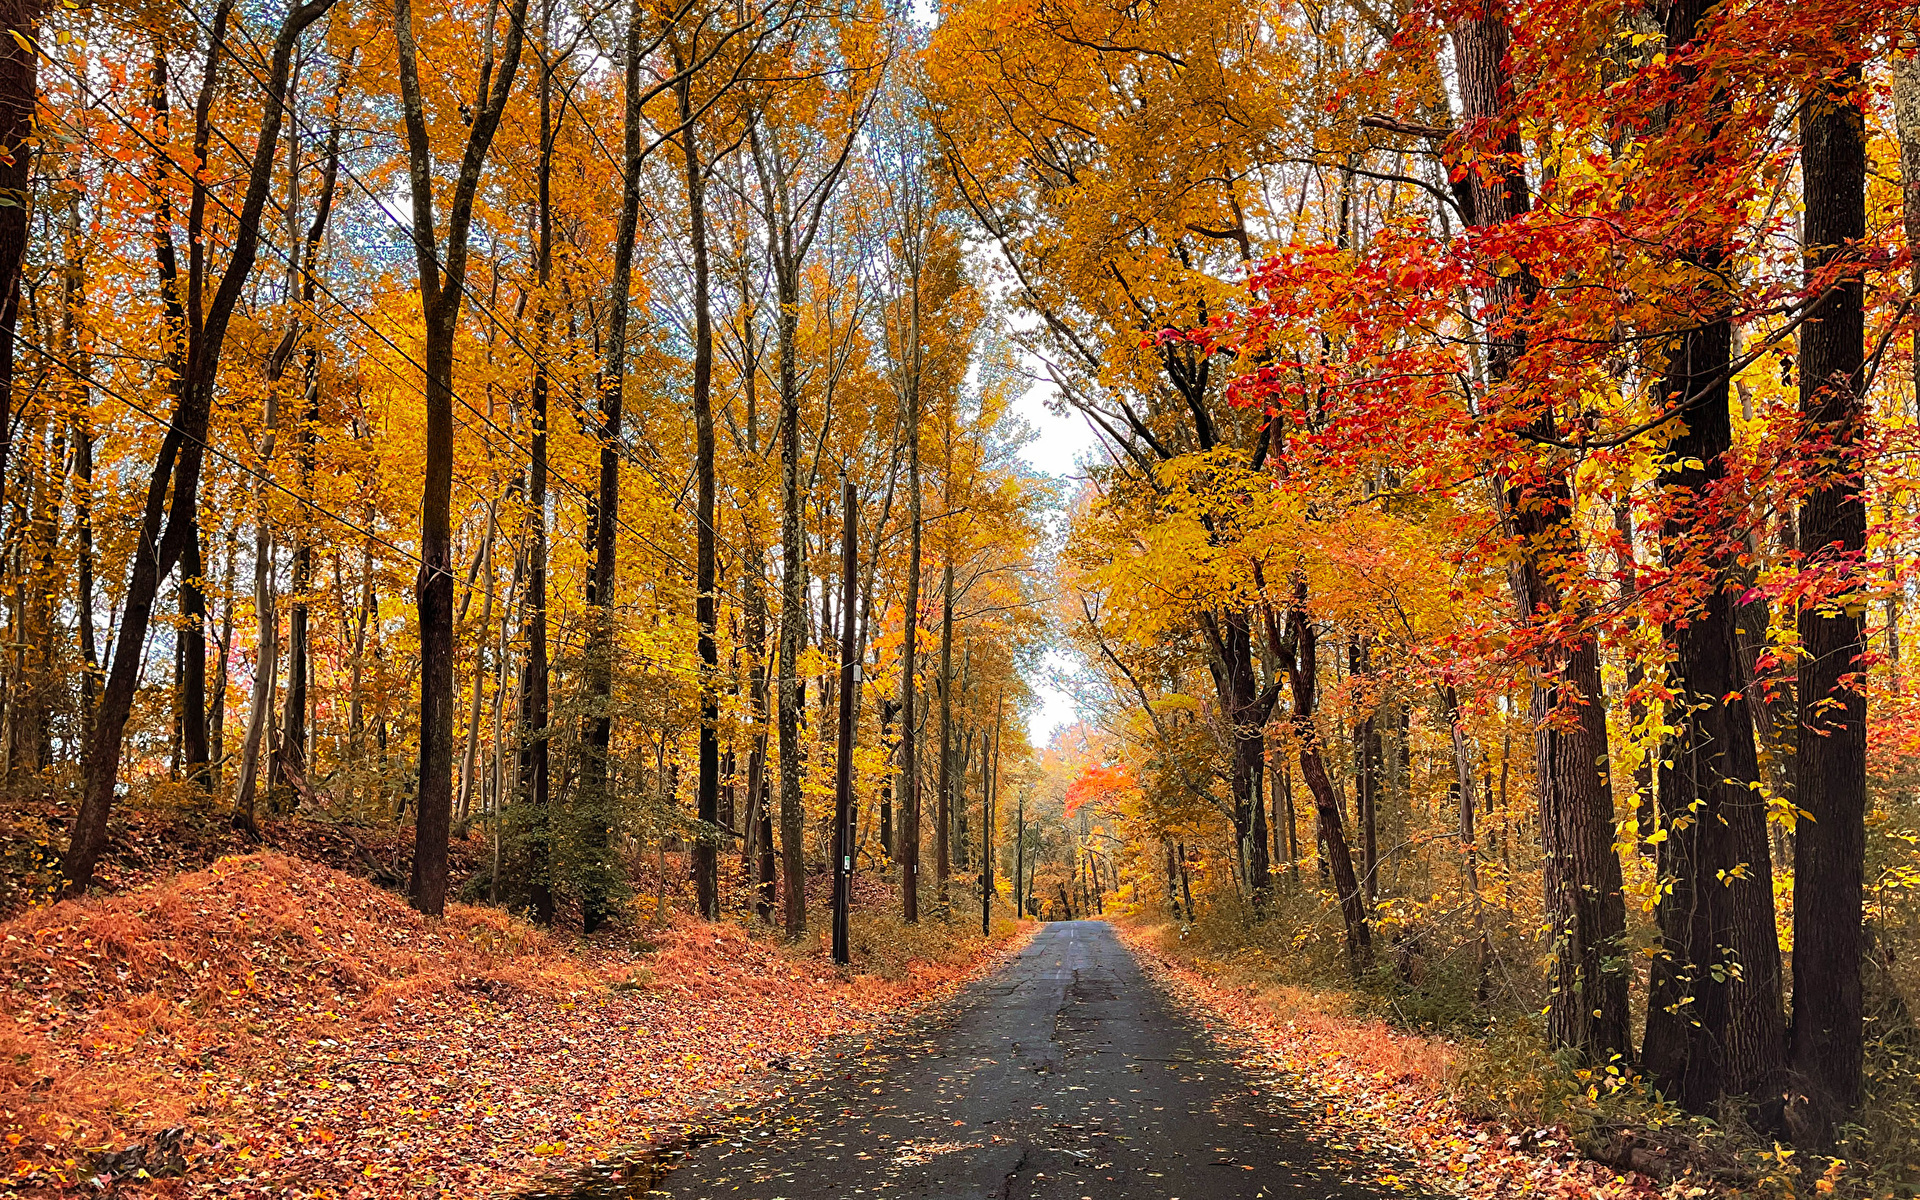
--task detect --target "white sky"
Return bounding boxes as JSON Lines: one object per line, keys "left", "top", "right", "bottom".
{"left": 1009, "top": 375, "right": 1100, "bottom": 747}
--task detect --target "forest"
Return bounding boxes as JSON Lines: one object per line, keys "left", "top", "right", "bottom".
{"left": 0, "top": 0, "right": 1917, "bottom": 1192}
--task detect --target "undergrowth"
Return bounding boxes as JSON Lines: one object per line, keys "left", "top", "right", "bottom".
{"left": 1137, "top": 892, "right": 1920, "bottom": 1199}
{"left": 831, "top": 906, "right": 1026, "bottom": 981}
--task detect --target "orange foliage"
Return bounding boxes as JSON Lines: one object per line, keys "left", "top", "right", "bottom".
{"left": 1, "top": 854, "right": 1030, "bottom": 1195}
{"left": 1062, "top": 763, "right": 1131, "bottom": 818}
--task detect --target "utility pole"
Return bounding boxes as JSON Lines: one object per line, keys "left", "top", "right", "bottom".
{"left": 1014, "top": 786, "right": 1025, "bottom": 917}
{"left": 831, "top": 479, "right": 858, "bottom": 965}
{"left": 982, "top": 691, "right": 1002, "bottom": 936}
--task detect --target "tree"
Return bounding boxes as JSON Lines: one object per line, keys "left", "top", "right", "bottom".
{"left": 1448, "top": 0, "right": 1632, "bottom": 1064}
{"left": 748, "top": 29, "right": 878, "bottom": 935}
{"left": 1791, "top": 51, "right": 1869, "bottom": 1119}
{"left": 675, "top": 31, "right": 722, "bottom": 920}
{"left": 393, "top": 0, "right": 530, "bottom": 916}
{"left": 63, "top": 0, "right": 338, "bottom": 894}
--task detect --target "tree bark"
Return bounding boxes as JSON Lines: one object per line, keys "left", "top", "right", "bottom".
{"left": 1896, "top": 58, "right": 1920, "bottom": 426}
{"left": 456, "top": 503, "right": 495, "bottom": 826}
{"left": 518, "top": 0, "right": 556, "bottom": 922}
{"left": 774, "top": 243, "right": 805, "bottom": 937}
{"left": 1449, "top": 0, "right": 1631, "bottom": 1063}
{"left": 575, "top": 0, "right": 643, "bottom": 933}
{"left": 1639, "top": 0, "right": 1786, "bottom": 1111}
{"left": 897, "top": 286, "right": 922, "bottom": 924}
{"left": 63, "top": 0, "right": 335, "bottom": 892}
{"left": 936, "top": 557, "right": 954, "bottom": 909}
{"left": 0, "top": 0, "right": 38, "bottom": 525}
{"left": 234, "top": 510, "right": 278, "bottom": 826}
{"left": 210, "top": 527, "right": 233, "bottom": 781}
{"left": 274, "top": 97, "right": 340, "bottom": 805}
{"left": 741, "top": 342, "right": 774, "bottom": 923}
{"left": 1790, "top": 61, "right": 1868, "bottom": 1118}
{"left": 179, "top": 519, "right": 209, "bottom": 785}
{"left": 982, "top": 693, "right": 1001, "bottom": 936}
{"left": 1204, "top": 607, "right": 1273, "bottom": 906}
{"left": 1287, "top": 592, "right": 1370, "bottom": 975}
{"left": 393, "top": 0, "right": 530, "bottom": 915}
{"left": 680, "top": 59, "right": 720, "bottom": 921}
{"left": 1352, "top": 637, "right": 1379, "bottom": 904}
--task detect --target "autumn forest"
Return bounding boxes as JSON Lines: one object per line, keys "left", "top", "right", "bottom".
{"left": 2, "top": 0, "right": 1919, "bottom": 1192}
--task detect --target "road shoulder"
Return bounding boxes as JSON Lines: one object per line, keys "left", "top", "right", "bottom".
{"left": 1114, "top": 921, "right": 1659, "bottom": 1200}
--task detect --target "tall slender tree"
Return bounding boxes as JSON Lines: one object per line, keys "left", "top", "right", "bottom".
{"left": 63, "top": 0, "right": 338, "bottom": 892}
{"left": 518, "top": 0, "right": 558, "bottom": 924}
{"left": 679, "top": 36, "right": 722, "bottom": 920}
{"left": 1449, "top": 0, "right": 1631, "bottom": 1062}
{"left": 750, "top": 69, "right": 867, "bottom": 936}
{"left": 393, "top": 0, "right": 530, "bottom": 915}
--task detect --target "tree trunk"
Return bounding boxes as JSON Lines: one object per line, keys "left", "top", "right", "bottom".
{"left": 1791, "top": 60, "right": 1868, "bottom": 1120}
{"left": 210, "top": 527, "right": 234, "bottom": 781}
{"left": 681, "top": 63, "right": 720, "bottom": 921}
{"left": 981, "top": 700, "right": 998, "bottom": 936}
{"left": 575, "top": 0, "right": 642, "bottom": 934}
{"left": 1640, "top": 0, "right": 1785, "bottom": 1111}
{"left": 936, "top": 557, "right": 954, "bottom": 909}
{"left": 1208, "top": 608, "right": 1272, "bottom": 906}
{"left": 275, "top": 373, "right": 319, "bottom": 803}
{"left": 0, "top": 0, "right": 38, "bottom": 525}
{"left": 878, "top": 696, "right": 895, "bottom": 857}
{"left": 831, "top": 481, "right": 858, "bottom": 963}
{"left": 898, "top": 328, "right": 922, "bottom": 922}
{"left": 393, "top": 0, "right": 530, "bottom": 916}
{"left": 63, "top": 0, "right": 334, "bottom": 893}
{"left": 1287, "top": 593, "right": 1370, "bottom": 975}
{"left": 234, "top": 522, "right": 277, "bottom": 826}
{"left": 269, "top": 74, "right": 338, "bottom": 806}
{"left": 456, "top": 504, "right": 495, "bottom": 826}
{"left": 742, "top": 403, "right": 774, "bottom": 924}
{"left": 179, "top": 519, "right": 210, "bottom": 785}
{"left": 520, "top": 4, "right": 555, "bottom": 924}
{"left": 1352, "top": 638, "right": 1379, "bottom": 904}
{"left": 1450, "top": 0, "right": 1631, "bottom": 1063}
{"left": 775, "top": 257, "right": 805, "bottom": 938}
{"left": 1445, "top": 687, "right": 1491, "bottom": 1001}
{"left": 1897, "top": 58, "right": 1920, "bottom": 426}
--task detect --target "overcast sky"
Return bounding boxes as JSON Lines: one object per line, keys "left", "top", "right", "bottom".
{"left": 1008, "top": 377, "right": 1099, "bottom": 747}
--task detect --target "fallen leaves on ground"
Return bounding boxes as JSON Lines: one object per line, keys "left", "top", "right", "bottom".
{"left": 1, "top": 852, "right": 1026, "bottom": 1197}
{"left": 1115, "top": 921, "right": 1670, "bottom": 1200}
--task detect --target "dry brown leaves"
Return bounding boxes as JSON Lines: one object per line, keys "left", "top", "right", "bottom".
{"left": 1, "top": 853, "right": 1024, "bottom": 1197}
{"left": 1115, "top": 921, "right": 1670, "bottom": 1200}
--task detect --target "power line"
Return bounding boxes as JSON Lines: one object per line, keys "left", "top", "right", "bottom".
{"left": 38, "top": 39, "right": 717, "bottom": 596}
{"left": 166, "top": 0, "right": 780, "bottom": 553}
{"left": 19, "top": 330, "right": 521, "bottom": 608}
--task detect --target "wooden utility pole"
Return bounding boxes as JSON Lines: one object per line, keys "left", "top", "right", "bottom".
{"left": 831, "top": 480, "right": 858, "bottom": 964}
{"left": 1013, "top": 789, "right": 1024, "bottom": 917}
{"left": 982, "top": 691, "right": 1001, "bottom": 936}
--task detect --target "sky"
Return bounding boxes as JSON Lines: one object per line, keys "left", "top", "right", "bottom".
{"left": 1009, "top": 376, "right": 1100, "bottom": 747}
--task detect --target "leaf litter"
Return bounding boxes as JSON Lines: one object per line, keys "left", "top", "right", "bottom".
{"left": 1115, "top": 922, "right": 1668, "bottom": 1200}
{"left": 1, "top": 852, "right": 1025, "bottom": 1197}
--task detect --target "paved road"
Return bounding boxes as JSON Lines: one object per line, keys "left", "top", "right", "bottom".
{"left": 547, "top": 921, "right": 1423, "bottom": 1200}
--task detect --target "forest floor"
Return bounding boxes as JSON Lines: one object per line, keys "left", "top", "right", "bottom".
{"left": 1113, "top": 921, "right": 1676, "bottom": 1200}
{"left": 1, "top": 848, "right": 1030, "bottom": 1198}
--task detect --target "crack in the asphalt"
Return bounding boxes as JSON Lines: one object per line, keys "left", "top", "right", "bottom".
{"left": 997, "top": 1137, "right": 1032, "bottom": 1200}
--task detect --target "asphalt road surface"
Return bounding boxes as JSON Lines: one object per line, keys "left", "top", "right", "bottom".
{"left": 544, "top": 920, "right": 1425, "bottom": 1200}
